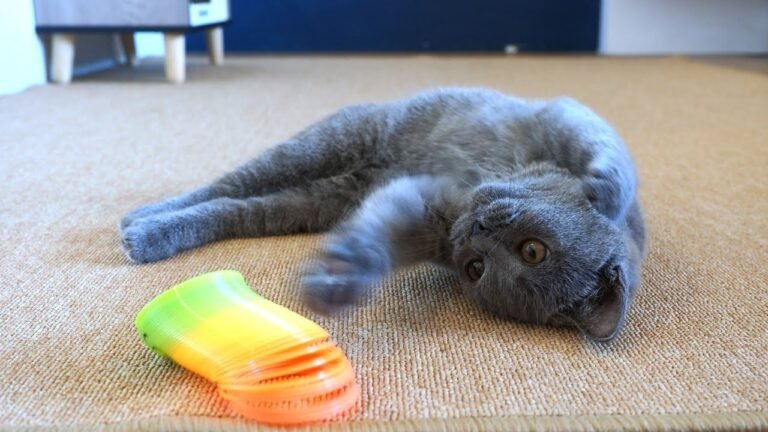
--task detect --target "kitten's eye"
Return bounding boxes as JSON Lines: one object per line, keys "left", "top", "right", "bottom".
{"left": 465, "top": 259, "right": 485, "bottom": 281}
{"left": 520, "top": 240, "right": 548, "bottom": 265}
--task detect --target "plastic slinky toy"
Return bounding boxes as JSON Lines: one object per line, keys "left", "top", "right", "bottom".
{"left": 135, "top": 270, "right": 360, "bottom": 425}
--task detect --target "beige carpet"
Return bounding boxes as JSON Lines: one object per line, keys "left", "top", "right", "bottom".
{"left": 1, "top": 56, "right": 766, "bottom": 431}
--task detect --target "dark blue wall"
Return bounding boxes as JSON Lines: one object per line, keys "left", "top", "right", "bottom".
{"left": 188, "top": 0, "right": 600, "bottom": 53}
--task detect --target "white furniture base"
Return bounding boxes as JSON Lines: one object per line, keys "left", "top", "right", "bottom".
{"left": 49, "top": 27, "right": 224, "bottom": 84}
{"left": 35, "top": 0, "right": 230, "bottom": 84}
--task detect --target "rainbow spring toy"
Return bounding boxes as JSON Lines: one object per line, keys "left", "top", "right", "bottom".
{"left": 135, "top": 270, "right": 360, "bottom": 425}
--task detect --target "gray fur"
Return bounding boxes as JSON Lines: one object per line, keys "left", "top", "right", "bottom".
{"left": 120, "top": 88, "right": 646, "bottom": 341}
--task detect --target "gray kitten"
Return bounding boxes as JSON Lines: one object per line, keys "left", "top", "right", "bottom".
{"left": 121, "top": 88, "right": 646, "bottom": 341}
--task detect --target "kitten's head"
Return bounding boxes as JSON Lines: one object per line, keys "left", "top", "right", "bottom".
{"left": 450, "top": 164, "right": 644, "bottom": 341}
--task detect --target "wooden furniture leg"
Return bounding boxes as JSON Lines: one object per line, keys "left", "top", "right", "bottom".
{"left": 164, "top": 32, "right": 185, "bottom": 83}
{"left": 206, "top": 26, "right": 224, "bottom": 66}
{"left": 51, "top": 33, "right": 76, "bottom": 84}
{"left": 120, "top": 32, "right": 137, "bottom": 66}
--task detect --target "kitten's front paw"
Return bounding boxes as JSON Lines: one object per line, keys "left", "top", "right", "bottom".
{"left": 582, "top": 163, "right": 636, "bottom": 222}
{"left": 301, "top": 239, "right": 387, "bottom": 315}
{"left": 583, "top": 173, "right": 631, "bottom": 221}
{"left": 120, "top": 216, "right": 182, "bottom": 263}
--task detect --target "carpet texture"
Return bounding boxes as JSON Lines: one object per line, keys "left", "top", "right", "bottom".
{"left": 0, "top": 56, "right": 766, "bottom": 431}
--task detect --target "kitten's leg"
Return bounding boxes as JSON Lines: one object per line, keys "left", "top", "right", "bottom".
{"left": 120, "top": 186, "right": 219, "bottom": 230}
{"left": 121, "top": 104, "right": 387, "bottom": 229}
{"left": 302, "top": 176, "right": 463, "bottom": 315}
{"left": 121, "top": 173, "right": 374, "bottom": 263}
{"left": 534, "top": 98, "right": 637, "bottom": 221}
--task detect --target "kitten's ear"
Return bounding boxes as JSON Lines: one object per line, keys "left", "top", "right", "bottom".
{"left": 573, "top": 262, "right": 631, "bottom": 342}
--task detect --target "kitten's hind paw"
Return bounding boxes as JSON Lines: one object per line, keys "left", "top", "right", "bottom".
{"left": 120, "top": 202, "right": 172, "bottom": 230}
{"left": 119, "top": 216, "right": 181, "bottom": 264}
{"left": 120, "top": 213, "right": 143, "bottom": 231}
